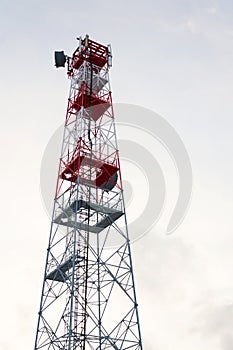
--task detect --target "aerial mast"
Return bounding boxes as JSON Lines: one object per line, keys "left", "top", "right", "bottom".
{"left": 34, "top": 34, "right": 143, "bottom": 350}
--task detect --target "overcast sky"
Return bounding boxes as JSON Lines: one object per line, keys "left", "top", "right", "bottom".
{"left": 1, "top": 1, "right": 233, "bottom": 349}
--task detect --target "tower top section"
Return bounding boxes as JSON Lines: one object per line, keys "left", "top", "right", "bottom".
{"left": 73, "top": 35, "right": 111, "bottom": 69}
{"left": 54, "top": 34, "right": 112, "bottom": 72}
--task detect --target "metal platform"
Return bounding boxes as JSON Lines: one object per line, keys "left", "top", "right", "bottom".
{"left": 46, "top": 257, "right": 73, "bottom": 282}
{"left": 54, "top": 199, "right": 123, "bottom": 233}
{"left": 46, "top": 255, "right": 84, "bottom": 282}
{"left": 61, "top": 155, "right": 118, "bottom": 185}
{"left": 72, "top": 38, "right": 108, "bottom": 70}
{"left": 69, "top": 91, "right": 110, "bottom": 121}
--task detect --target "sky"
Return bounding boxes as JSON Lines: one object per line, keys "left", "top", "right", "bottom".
{"left": 1, "top": 0, "right": 233, "bottom": 349}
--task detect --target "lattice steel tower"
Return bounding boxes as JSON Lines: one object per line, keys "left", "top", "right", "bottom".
{"left": 34, "top": 35, "right": 143, "bottom": 350}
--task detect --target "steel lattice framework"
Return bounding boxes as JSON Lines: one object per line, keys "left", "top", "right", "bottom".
{"left": 34, "top": 35, "right": 143, "bottom": 350}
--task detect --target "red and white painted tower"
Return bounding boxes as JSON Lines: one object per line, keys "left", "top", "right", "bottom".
{"left": 34, "top": 35, "right": 143, "bottom": 350}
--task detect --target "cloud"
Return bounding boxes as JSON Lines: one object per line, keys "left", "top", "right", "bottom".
{"left": 206, "top": 6, "right": 218, "bottom": 14}
{"left": 191, "top": 295, "right": 233, "bottom": 349}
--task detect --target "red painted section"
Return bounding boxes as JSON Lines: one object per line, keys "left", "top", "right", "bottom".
{"left": 70, "top": 92, "right": 110, "bottom": 121}
{"left": 61, "top": 155, "right": 85, "bottom": 182}
{"left": 72, "top": 38, "right": 108, "bottom": 70}
{"left": 61, "top": 155, "right": 118, "bottom": 187}
{"left": 73, "top": 55, "right": 107, "bottom": 70}
{"left": 95, "top": 163, "right": 118, "bottom": 187}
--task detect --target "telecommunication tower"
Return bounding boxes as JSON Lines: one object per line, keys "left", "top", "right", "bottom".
{"left": 34, "top": 35, "right": 143, "bottom": 350}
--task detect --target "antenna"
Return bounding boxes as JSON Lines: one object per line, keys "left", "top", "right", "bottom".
{"left": 34, "top": 35, "right": 143, "bottom": 350}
